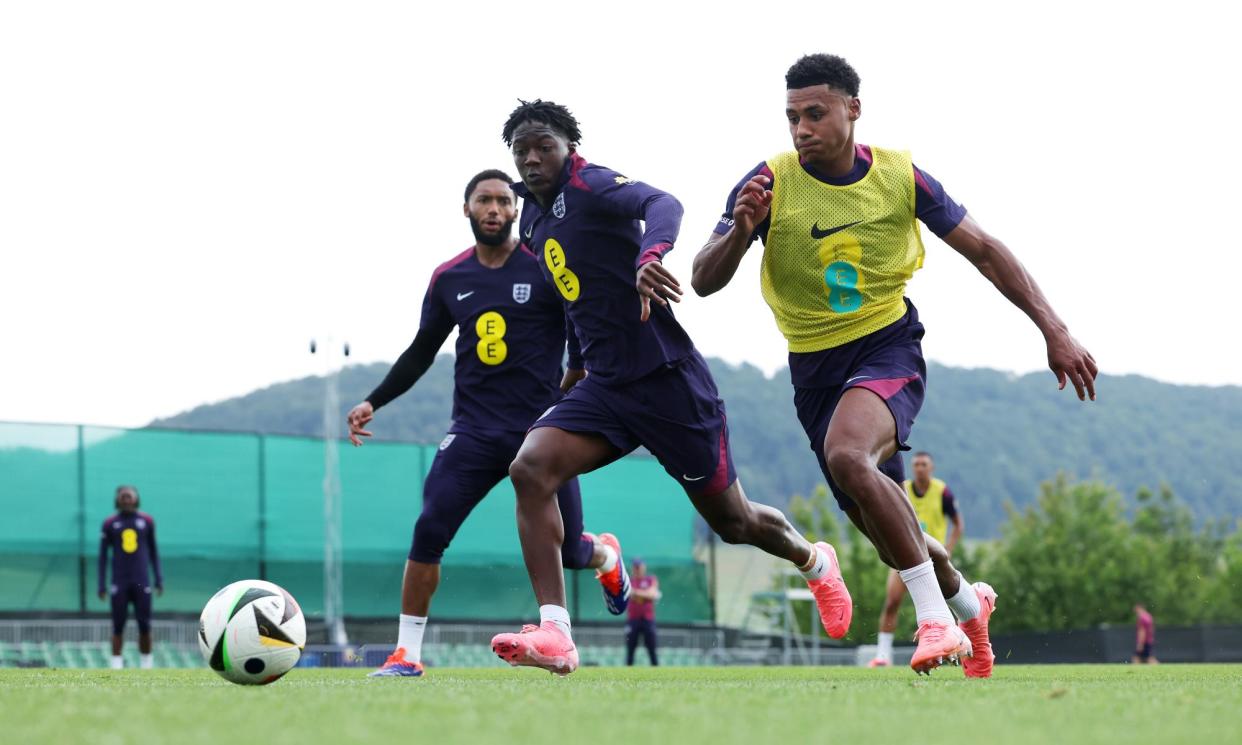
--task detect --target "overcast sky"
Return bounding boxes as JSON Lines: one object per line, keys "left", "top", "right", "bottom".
{"left": 3, "top": 1, "right": 1239, "bottom": 429}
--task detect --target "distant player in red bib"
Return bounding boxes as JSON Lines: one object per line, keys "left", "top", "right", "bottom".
{"left": 625, "top": 558, "right": 661, "bottom": 666}
{"left": 1133, "top": 604, "right": 1157, "bottom": 664}
{"left": 869, "top": 452, "right": 963, "bottom": 667}
{"left": 693, "top": 54, "right": 1096, "bottom": 676}
{"left": 490, "top": 100, "right": 852, "bottom": 677}
{"left": 98, "top": 485, "right": 163, "bottom": 669}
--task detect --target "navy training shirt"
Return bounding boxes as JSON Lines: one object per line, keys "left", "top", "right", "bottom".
{"left": 98, "top": 511, "right": 162, "bottom": 592}
{"left": 416, "top": 245, "right": 574, "bottom": 433}
{"left": 513, "top": 152, "right": 697, "bottom": 386}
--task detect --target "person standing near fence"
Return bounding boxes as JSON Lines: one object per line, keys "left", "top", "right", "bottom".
{"left": 98, "top": 485, "right": 162, "bottom": 669}
{"left": 625, "top": 558, "right": 661, "bottom": 666}
{"left": 349, "top": 169, "right": 630, "bottom": 678}
{"left": 1133, "top": 604, "right": 1157, "bottom": 664}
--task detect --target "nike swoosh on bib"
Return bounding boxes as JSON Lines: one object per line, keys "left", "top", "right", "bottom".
{"left": 811, "top": 220, "right": 861, "bottom": 240}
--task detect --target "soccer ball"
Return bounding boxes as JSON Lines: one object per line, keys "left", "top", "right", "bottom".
{"left": 198, "top": 579, "right": 306, "bottom": 685}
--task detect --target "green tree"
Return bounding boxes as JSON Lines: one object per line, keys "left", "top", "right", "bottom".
{"left": 1207, "top": 527, "right": 1242, "bottom": 620}
{"left": 982, "top": 475, "right": 1142, "bottom": 632}
{"left": 1130, "top": 485, "right": 1225, "bottom": 623}
{"left": 980, "top": 477, "right": 1239, "bottom": 632}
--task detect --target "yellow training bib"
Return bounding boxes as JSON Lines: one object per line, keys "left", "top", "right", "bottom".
{"left": 905, "top": 478, "right": 948, "bottom": 545}
{"left": 762, "top": 147, "right": 925, "bottom": 352}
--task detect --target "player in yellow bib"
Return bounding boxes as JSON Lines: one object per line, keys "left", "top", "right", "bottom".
{"left": 869, "top": 452, "right": 963, "bottom": 668}
{"left": 692, "top": 54, "right": 1097, "bottom": 677}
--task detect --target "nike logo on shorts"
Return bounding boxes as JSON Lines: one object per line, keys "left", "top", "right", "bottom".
{"left": 844, "top": 375, "right": 870, "bottom": 385}
{"left": 456, "top": 291, "right": 474, "bottom": 301}
{"left": 811, "top": 221, "right": 861, "bottom": 240}
{"left": 683, "top": 474, "right": 706, "bottom": 482}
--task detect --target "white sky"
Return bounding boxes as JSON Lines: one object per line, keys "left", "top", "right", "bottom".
{"left": 3, "top": 1, "right": 1240, "bottom": 429}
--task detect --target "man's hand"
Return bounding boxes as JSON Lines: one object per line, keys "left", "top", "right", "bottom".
{"left": 691, "top": 175, "right": 770, "bottom": 297}
{"left": 346, "top": 401, "right": 375, "bottom": 446}
{"left": 156, "top": 586, "right": 164, "bottom": 597}
{"left": 561, "top": 368, "right": 587, "bottom": 393}
{"left": 636, "top": 261, "right": 683, "bottom": 322}
{"left": 98, "top": 590, "right": 106, "bottom": 601}
{"left": 732, "top": 174, "right": 772, "bottom": 238}
{"left": 1046, "top": 330, "right": 1098, "bottom": 401}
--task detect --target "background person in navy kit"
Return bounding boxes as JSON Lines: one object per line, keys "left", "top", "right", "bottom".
{"left": 347, "top": 170, "right": 625, "bottom": 677}
{"left": 98, "top": 484, "right": 163, "bottom": 669}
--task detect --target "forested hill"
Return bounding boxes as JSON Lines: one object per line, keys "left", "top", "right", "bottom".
{"left": 150, "top": 358, "right": 1242, "bottom": 536}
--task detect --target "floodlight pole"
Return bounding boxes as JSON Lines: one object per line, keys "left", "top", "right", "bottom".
{"left": 312, "top": 338, "right": 350, "bottom": 647}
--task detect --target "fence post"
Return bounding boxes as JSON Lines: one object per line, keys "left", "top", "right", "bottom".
{"left": 572, "top": 568, "right": 580, "bottom": 620}
{"left": 708, "top": 532, "right": 717, "bottom": 626}
{"left": 77, "top": 424, "right": 86, "bottom": 615}
{"left": 258, "top": 434, "right": 267, "bottom": 581}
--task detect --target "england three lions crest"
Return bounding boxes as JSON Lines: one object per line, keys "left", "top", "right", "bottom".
{"left": 512, "top": 283, "right": 532, "bottom": 303}
{"left": 552, "top": 192, "right": 566, "bottom": 219}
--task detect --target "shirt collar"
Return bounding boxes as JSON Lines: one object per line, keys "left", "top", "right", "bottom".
{"left": 511, "top": 152, "right": 589, "bottom": 202}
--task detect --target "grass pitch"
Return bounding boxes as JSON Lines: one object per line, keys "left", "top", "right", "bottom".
{"left": 5, "top": 665, "right": 1238, "bottom": 745}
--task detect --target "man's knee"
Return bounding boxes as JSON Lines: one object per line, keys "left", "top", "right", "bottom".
{"left": 410, "top": 513, "right": 450, "bottom": 564}
{"left": 824, "top": 446, "right": 872, "bottom": 495}
{"left": 509, "top": 450, "right": 560, "bottom": 497}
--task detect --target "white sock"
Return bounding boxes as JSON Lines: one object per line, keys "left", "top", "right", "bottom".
{"left": 539, "top": 604, "right": 572, "bottom": 640}
{"left": 898, "top": 561, "right": 954, "bottom": 625}
{"left": 140, "top": 654, "right": 153, "bottom": 669}
{"left": 876, "top": 632, "right": 894, "bottom": 662}
{"left": 598, "top": 544, "right": 618, "bottom": 574}
{"left": 396, "top": 614, "right": 427, "bottom": 662}
{"left": 110, "top": 655, "right": 123, "bottom": 670}
{"left": 799, "top": 545, "right": 829, "bottom": 581}
{"left": 946, "top": 573, "right": 981, "bottom": 623}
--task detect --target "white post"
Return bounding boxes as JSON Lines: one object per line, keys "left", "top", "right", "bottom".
{"left": 313, "top": 338, "right": 350, "bottom": 647}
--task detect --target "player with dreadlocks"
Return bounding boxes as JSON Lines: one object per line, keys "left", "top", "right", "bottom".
{"left": 489, "top": 99, "right": 853, "bottom": 676}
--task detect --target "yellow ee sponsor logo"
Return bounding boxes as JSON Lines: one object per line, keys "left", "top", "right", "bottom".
{"left": 475, "top": 311, "right": 508, "bottom": 365}
{"left": 817, "top": 233, "right": 864, "bottom": 314}
{"left": 543, "top": 238, "right": 580, "bottom": 302}
{"left": 121, "top": 528, "right": 139, "bottom": 554}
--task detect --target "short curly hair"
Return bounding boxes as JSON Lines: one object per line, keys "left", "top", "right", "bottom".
{"left": 785, "top": 54, "right": 861, "bottom": 96}
{"left": 501, "top": 99, "right": 582, "bottom": 147}
{"left": 463, "top": 169, "right": 513, "bottom": 203}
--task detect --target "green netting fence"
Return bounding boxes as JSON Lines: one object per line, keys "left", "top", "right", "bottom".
{"left": 0, "top": 422, "right": 709, "bottom": 623}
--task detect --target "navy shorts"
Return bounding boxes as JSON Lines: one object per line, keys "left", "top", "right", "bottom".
{"left": 410, "top": 429, "right": 592, "bottom": 568}
{"left": 110, "top": 583, "right": 153, "bottom": 635}
{"left": 531, "top": 352, "right": 736, "bottom": 497}
{"left": 790, "top": 300, "right": 927, "bottom": 511}
{"left": 1136, "top": 642, "right": 1154, "bottom": 661}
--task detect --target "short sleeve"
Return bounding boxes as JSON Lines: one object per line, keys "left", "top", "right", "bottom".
{"left": 941, "top": 486, "right": 959, "bottom": 518}
{"left": 913, "top": 164, "right": 968, "bottom": 238}
{"left": 714, "top": 162, "right": 773, "bottom": 243}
